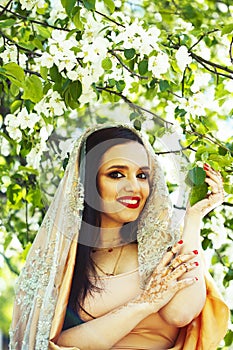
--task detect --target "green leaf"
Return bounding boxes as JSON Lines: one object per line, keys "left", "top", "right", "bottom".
{"left": 2, "top": 62, "right": 25, "bottom": 87}
{"left": 102, "top": 57, "right": 112, "bottom": 70}
{"left": 188, "top": 167, "right": 206, "bottom": 186}
{"left": 10, "top": 83, "right": 20, "bottom": 97}
{"left": 124, "top": 48, "right": 136, "bottom": 60}
{"left": 61, "top": 0, "right": 76, "bottom": 16}
{"left": 224, "top": 330, "right": 233, "bottom": 346}
{"left": 70, "top": 80, "right": 82, "bottom": 101}
{"left": 10, "top": 100, "right": 22, "bottom": 113}
{"left": 40, "top": 66, "right": 48, "bottom": 80}
{"left": 83, "top": 0, "right": 96, "bottom": 10}
{"left": 50, "top": 65, "right": 62, "bottom": 82}
{"left": 22, "top": 75, "right": 43, "bottom": 103}
{"left": 104, "top": 0, "right": 115, "bottom": 13}
{"left": 221, "top": 24, "right": 233, "bottom": 35}
{"left": 138, "top": 59, "right": 148, "bottom": 75}
{"left": 134, "top": 119, "right": 141, "bottom": 131}
{"left": 129, "top": 112, "right": 139, "bottom": 121}
{"left": 189, "top": 182, "right": 208, "bottom": 206}
{"left": 0, "top": 19, "right": 16, "bottom": 28}
{"left": 36, "top": 26, "right": 51, "bottom": 39}
{"left": 72, "top": 6, "right": 84, "bottom": 30}
{"left": 116, "top": 80, "right": 125, "bottom": 92}
{"left": 159, "top": 79, "right": 170, "bottom": 92}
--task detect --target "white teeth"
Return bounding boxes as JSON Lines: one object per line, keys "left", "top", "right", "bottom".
{"left": 119, "top": 199, "right": 138, "bottom": 204}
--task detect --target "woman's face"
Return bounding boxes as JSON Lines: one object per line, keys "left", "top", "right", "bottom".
{"left": 97, "top": 141, "right": 150, "bottom": 228}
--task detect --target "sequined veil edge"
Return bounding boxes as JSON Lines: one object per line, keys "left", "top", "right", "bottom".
{"left": 9, "top": 123, "right": 179, "bottom": 350}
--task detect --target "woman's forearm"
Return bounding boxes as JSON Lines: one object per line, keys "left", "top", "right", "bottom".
{"left": 159, "top": 212, "right": 206, "bottom": 327}
{"left": 57, "top": 302, "right": 153, "bottom": 350}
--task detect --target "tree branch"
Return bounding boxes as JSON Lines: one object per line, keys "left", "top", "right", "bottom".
{"left": 96, "top": 86, "right": 173, "bottom": 126}
{"left": 110, "top": 50, "right": 148, "bottom": 80}
{"left": 189, "top": 29, "right": 220, "bottom": 51}
{"left": 230, "top": 37, "right": 233, "bottom": 65}
{"left": 94, "top": 9, "right": 125, "bottom": 28}
{"left": 0, "top": 0, "right": 13, "bottom": 16}
{"left": 187, "top": 126, "right": 233, "bottom": 155}
{"left": 0, "top": 5, "right": 70, "bottom": 32}
{"left": 191, "top": 52, "right": 233, "bottom": 75}
{"left": 0, "top": 31, "right": 42, "bottom": 57}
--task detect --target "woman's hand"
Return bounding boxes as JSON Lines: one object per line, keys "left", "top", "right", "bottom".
{"left": 132, "top": 241, "right": 199, "bottom": 313}
{"left": 187, "top": 163, "right": 225, "bottom": 218}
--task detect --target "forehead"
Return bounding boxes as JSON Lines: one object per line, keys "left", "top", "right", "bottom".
{"left": 100, "top": 142, "right": 149, "bottom": 168}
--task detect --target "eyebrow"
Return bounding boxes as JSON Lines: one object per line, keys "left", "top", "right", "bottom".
{"left": 106, "top": 165, "right": 150, "bottom": 171}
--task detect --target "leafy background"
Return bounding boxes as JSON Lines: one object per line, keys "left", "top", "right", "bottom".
{"left": 0, "top": 0, "right": 233, "bottom": 348}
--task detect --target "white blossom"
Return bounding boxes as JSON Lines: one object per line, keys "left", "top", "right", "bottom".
{"left": 26, "top": 141, "right": 48, "bottom": 169}
{"left": 4, "top": 114, "right": 22, "bottom": 141}
{"left": 40, "top": 124, "right": 53, "bottom": 142}
{"left": 148, "top": 52, "right": 170, "bottom": 78}
{"left": 191, "top": 72, "right": 212, "bottom": 93}
{"left": 17, "top": 108, "right": 41, "bottom": 132}
{"left": 0, "top": 136, "right": 11, "bottom": 157}
{"left": 40, "top": 52, "right": 54, "bottom": 69}
{"left": 49, "top": 0, "right": 67, "bottom": 24}
{"left": 19, "top": 0, "right": 45, "bottom": 11}
{"left": 49, "top": 91, "right": 66, "bottom": 116}
{"left": 34, "top": 90, "right": 66, "bottom": 117}
{"left": 175, "top": 45, "right": 192, "bottom": 72}
{"left": 79, "top": 37, "right": 109, "bottom": 64}
{"left": 58, "top": 139, "right": 75, "bottom": 160}
{"left": 79, "top": 85, "right": 97, "bottom": 106}
{"left": 0, "top": 45, "right": 27, "bottom": 68}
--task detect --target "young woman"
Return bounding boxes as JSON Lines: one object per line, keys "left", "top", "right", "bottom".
{"left": 10, "top": 124, "right": 229, "bottom": 350}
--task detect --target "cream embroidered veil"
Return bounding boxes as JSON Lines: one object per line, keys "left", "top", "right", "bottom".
{"left": 9, "top": 123, "right": 180, "bottom": 350}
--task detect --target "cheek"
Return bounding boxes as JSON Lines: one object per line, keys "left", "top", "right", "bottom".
{"left": 143, "top": 182, "right": 150, "bottom": 199}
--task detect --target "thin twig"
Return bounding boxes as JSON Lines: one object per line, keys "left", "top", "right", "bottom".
{"left": 193, "top": 54, "right": 233, "bottom": 80}
{"left": 96, "top": 86, "right": 173, "bottom": 126}
{"left": 189, "top": 29, "right": 220, "bottom": 51}
{"left": 0, "top": 0, "right": 13, "bottom": 16}
{"left": 229, "top": 37, "right": 233, "bottom": 65}
{"left": 95, "top": 9, "right": 125, "bottom": 28}
{"left": 0, "top": 5, "right": 70, "bottom": 32}
{"left": 191, "top": 52, "right": 233, "bottom": 75}
{"left": 187, "top": 128, "right": 233, "bottom": 155}
{"left": 110, "top": 50, "right": 148, "bottom": 80}
{"left": 0, "top": 31, "right": 42, "bottom": 57}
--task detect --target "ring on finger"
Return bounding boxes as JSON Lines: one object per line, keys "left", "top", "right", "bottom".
{"left": 168, "top": 264, "right": 175, "bottom": 272}
{"left": 183, "top": 263, "right": 189, "bottom": 273}
{"left": 175, "top": 257, "right": 183, "bottom": 265}
{"left": 167, "top": 246, "right": 176, "bottom": 255}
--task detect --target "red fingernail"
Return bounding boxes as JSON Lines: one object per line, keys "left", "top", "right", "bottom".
{"left": 195, "top": 277, "right": 198, "bottom": 281}
{"left": 178, "top": 240, "right": 183, "bottom": 244}
{"left": 193, "top": 250, "right": 198, "bottom": 255}
{"left": 194, "top": 261, "right": 199, "bottom": 266}
{"left": 204, "top": 163, "right": 210, "bottom": 169}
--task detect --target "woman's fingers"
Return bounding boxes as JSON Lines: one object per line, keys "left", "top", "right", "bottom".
{"left": 157, "top": 240, "right": 183, "bottom": 268}
{"left": 174, "top": 277, "right": 198, "bottom": 293}
{"left": 164, "top": 260, "right": 199, "bottom": 280}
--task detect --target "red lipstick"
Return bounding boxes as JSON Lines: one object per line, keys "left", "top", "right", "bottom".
{"left": 117, "top": 196, "right": 141, "bottom": 209}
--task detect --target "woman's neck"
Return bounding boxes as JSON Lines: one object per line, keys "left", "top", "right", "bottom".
{"left": 97, "top": 226, "right": 123, "bottom": 248}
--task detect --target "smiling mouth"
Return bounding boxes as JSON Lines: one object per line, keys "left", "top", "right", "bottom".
{"left": 117, "top": 196, "right": 141, "bottom": 209}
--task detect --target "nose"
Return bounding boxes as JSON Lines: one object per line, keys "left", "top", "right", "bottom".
{"left": 123, "top": 176, "right": 140, "bottom": 193}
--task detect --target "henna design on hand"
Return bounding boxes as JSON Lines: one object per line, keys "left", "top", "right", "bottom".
{"left": 132, "top": 242, "right": 198, "bottom": 312}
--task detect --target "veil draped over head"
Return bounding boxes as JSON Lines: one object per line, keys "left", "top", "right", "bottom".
{"left": 9, "top": 124, "right": 229, "bottom": 350}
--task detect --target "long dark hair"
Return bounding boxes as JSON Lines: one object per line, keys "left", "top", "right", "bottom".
{"left": 69, "top": 126, "right": 145, "bottom": 313}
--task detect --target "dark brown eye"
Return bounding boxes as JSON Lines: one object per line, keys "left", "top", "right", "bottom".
{"left": 108, "top": 171, "right": 124, "bottom": 179}
{"left": 137, "top": 172, "right": 149, "bottom": 179}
